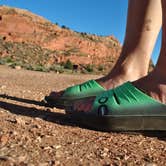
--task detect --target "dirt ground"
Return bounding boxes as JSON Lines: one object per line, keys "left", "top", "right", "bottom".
{"left": 0, "top": 65, "right": 166, "bottom": 166}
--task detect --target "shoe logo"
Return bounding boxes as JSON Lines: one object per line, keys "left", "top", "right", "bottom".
{"left": 98, "top": 96, "right": 108, "bottom": 104}
{"left": 97, "top": 96, "right": 109, "bottom": 116}
{"left": 98, "top": 105, "right": 108, "bottom": 116}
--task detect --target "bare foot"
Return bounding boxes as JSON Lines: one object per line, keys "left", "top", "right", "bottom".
{"left": 73, "top": 71, "right": 166, "bottom": 112}
{"left": 133, "top": 72, "right": 166, "bottom": 105}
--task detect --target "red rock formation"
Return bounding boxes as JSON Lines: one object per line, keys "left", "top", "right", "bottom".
{"left": 0, "top": 6, "right": 122, "bottom": 69}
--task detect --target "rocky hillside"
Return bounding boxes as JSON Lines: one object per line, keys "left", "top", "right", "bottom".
{"left": 0, "top": 6, "right": 122, "bottom": 73}
{"left": 0, "top": 6, "right": 153, "bottom": 73}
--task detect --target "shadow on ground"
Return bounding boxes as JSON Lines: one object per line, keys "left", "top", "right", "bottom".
{"left": 0, "top": 94, "right": 78, "bottom": 127}
{"left": 0, "top": 94, "right": 166, "bottom": 141}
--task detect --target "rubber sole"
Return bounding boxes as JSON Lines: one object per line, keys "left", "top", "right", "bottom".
{"left": 44, "top": 96, "right": 94, "bottom": 109}
{"left": 68, "top": 113, "right": 166, "bottom": 131}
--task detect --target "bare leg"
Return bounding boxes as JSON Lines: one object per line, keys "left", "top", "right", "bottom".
{"left": 97, "top": 0, "right": 162, "bottom": 89}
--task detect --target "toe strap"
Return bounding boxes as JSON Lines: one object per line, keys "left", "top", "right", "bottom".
{"left": 62, "top": 80, "right": 106, "bottom": 99}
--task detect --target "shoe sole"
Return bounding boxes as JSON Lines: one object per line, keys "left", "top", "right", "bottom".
{"left": 68, "top": 113, "right": 166, "bottom": 131}
{"left": 44, "top": 96, "right": 94, "bottom": 109}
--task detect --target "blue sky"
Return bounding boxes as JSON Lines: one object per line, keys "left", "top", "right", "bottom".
{"left": 0, "top": 0, "right": 161, "bottom": 64}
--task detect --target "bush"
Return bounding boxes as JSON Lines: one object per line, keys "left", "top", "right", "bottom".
{"left": 64, "top": 59, "right": 73, "bottom": 70}
{"left": 5, "top": 57, "right": 13, "bottom": 63}
{"left": 98, "top": 65, "right": 104, "bottom": 71}
{"left": 0, "top": 59, "right": 5, "bottom": 65}
{"left": 24, "top": 64, "right": 33, "bottom": 70}
{"left": 61, "top": 25, "right": 69, "bottom": 29}
{"left": 49, "top": 64, "right": 64, "bottom": 73}
{"left": 33, "top": 65, "right": 49, "bottom": 72}
{"left": 8, "top": 62, "right": 17, "bottom": 68}
{"left": 85, "top": 64, "right": 94, "bottom": 72}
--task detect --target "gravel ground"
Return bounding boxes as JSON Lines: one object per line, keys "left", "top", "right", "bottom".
{"left": 0, "top": 65, "right": 166, "bottom": 166}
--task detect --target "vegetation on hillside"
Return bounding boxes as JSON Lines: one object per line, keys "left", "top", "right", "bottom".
{"left": 0, "top": 37, "right": 108, "bottom": 74}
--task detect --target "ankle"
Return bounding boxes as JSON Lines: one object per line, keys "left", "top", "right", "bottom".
{"left": 110, "top": 63, "right": 147, "bottom": 81}
{"left": 114, "top": 50, "right": 150, "bottom": 78}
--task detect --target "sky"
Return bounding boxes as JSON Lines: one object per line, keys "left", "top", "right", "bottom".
{"left": 0, "top": 0, "right": 161, "bottom": 64}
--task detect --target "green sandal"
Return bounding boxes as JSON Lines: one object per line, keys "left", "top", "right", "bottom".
{"left": 69, "top": 82, "right": 166, "bottom": 131}
{"left": 44, "top": 80, "right": 106, "bottom": 108}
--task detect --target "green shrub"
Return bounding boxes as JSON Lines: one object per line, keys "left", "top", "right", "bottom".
{"left": 0, "top": 59, "right": 5, "bottom": 65}
{"left": 49, "top": 64, "right": 64, "bottom": 73}
{"left": 33, "top": 65, "right": 49, "bottom": 72}
{"left": 8, "top": 62, "right": 17, "bottom": 68}
{"left": 61, "top": 25, "right": 69, "bottom": 29}
{"left": 5, "top": 57, "right": 13, "bottom": 63}
{"left": 64, "top": 59, "right": 73, "bottom": 70}
{"left": 85, "top": 64, "right": 94, "bottom": 72}
{"left": 98, "top": 65, "right": 104, "bottom": 71}
{"left": 24, "top": 64, "right": 33, "bottom": 70}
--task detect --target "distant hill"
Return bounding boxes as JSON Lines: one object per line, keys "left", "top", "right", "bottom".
{"left": 0, "top": 6, "right": 153, "bottom": 73}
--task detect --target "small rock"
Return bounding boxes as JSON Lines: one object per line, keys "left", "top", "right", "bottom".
{"left": 35, "top": 117, "right": 42, "bottom": 121}
{"left": 0, "top": 85, "right": 6, "bottom": 89}
{"left": 101, "top": 152, "right": 107, "bottom": 158}
{"left": 0, "top": 134, "right": 9, "bottom": 146}
{"left": 39, "top": 163, "right": 48, "bottom": 166}
{"left": 54, "top": 145, "right": 61, "bottom": 149}
{"left": 9, "top": 131, "right": 17, "bottom": 136}
{"left": 48, "top": 160, "right": 55, "bottom": 165}
{"left": 103, "top": 147, "right": 109, "bottom": 152}
{"left": 0, "top": 156, "right": 9, "bottom": 161}
{"left": 35, "top": 115, "right": 46, "bottom": 120}
{"left": 55, "top": 161, "right": 61, "bottom": 165}
{"left": 17, "top": 155, "right": 27, "bottom": 163}
{"left": 43, "top": 146, "right": 53, "bottom": 151}
{"left": 31, "top": 124, "right": 41, "bottom": 129}
{"left": 36, "top": 136, "right": 42, "bottom": 143}
{"left": 16, "top": 117, "right": 25, "bottom": 125}
{"left": 6, "top": 118, "right": 17, "bottom": 124}
{"left": 146, "top": 163, "right": 157, "bottom": 166}
{"left": 0, "top": 156, "right": 15, "bottom": 162}
{"left": 15, "top": 66, "right": 21, "bottom": 70}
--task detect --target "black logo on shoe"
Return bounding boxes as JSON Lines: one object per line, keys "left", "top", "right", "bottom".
{"left": 98, "top": 96, "right": 108, "bottom": 104}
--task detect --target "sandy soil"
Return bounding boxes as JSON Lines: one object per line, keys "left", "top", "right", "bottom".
{"left": 0, "top": 65, "right": 166, "bottom": 166}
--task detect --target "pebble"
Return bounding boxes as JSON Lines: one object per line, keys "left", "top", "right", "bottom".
{"left": 16, "top": 117, "right": 25, "bottom": 125}
{"left": 39, "top": 163, "right": 48, "bottom": 166}
{"left": 36, "top": 136, "right": 42, "bottom": 143}
{"left": 15, "top": 66, "right": 21, "bottom": 70}
{"left": 0, "top": 134, "right": 9, "bottom": 146}
{"left": 54, "top": 145, "right": 62, "bottom": 149}
{"left": 0, "top": 85, "right": 6, "bottom": 89}
{"left": 6, "top": 118, "right": 17, "bottom": 124}
{"left": 17, "top": 155, "right": 27, "bottom": 163}
{"left": 146, "top": 163, "right": 157, "bottom": 166}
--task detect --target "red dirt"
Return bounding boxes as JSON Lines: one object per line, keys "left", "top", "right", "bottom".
{"left": 0, "top": 65, "right": 166, "bottom": 166}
